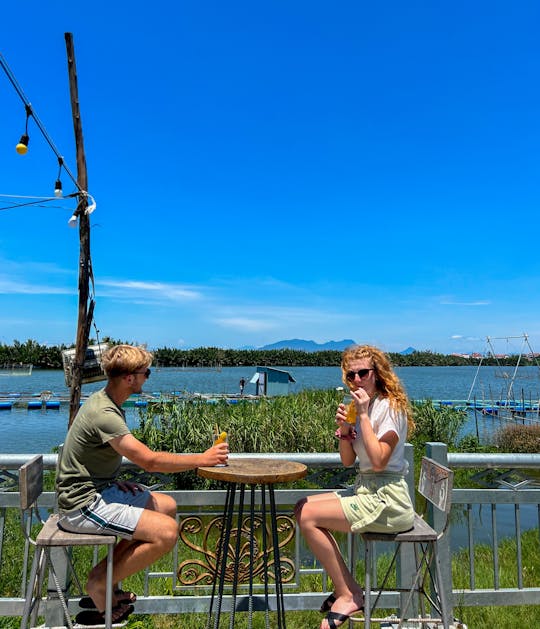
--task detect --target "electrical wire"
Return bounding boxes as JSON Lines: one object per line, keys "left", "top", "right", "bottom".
{"left": 0, "top": 192, "right": 79, "bottom": 212}
{"left": 0, "top": 52, "right": 81, "bottom": 192}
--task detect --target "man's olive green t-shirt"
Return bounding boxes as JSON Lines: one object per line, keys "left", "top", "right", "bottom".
{"left": 56, "top": 389, "right": 131, "bottom": 513}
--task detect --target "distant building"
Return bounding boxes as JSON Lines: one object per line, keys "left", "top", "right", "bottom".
{"left": 249, "top": 366, "right": 296, "bottom": 396}
{"left": 451, "top": 352, "right": 485, "bottom": 360}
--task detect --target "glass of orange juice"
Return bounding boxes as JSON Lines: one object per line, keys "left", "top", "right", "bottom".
{"left": 213, "top": 430, "right": 228, "bottom": 466}
{"left": 343, "top": 394, "right": 357, "bottom": 424}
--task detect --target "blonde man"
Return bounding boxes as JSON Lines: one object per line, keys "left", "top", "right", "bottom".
{"left": 56, "top": 345, "right": 228, "bottom": 624}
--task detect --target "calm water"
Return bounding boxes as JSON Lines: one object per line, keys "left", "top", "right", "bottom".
{"left": 2, "top": 365, "right": 540, "bottom": 454}
{"left": 2, "top": 365, "right": 539, "bottom": 547}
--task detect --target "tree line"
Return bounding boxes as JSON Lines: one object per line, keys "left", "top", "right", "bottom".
{"left": 1, "top": 338, "right": 537, "bottom": 369}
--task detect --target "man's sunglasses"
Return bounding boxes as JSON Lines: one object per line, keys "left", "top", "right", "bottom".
{"left": 346, "top": 368, "right": 373, "bottom": 381}
{"left": 132, "top": 368, "right": 151, "bottom": 378}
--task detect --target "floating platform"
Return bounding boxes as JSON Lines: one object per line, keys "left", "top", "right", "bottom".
{"left": 27, "top": 400, "right": 61, "bottom": 410}
{"left": 0, "top": 391, "right": 260, "bottom": 410}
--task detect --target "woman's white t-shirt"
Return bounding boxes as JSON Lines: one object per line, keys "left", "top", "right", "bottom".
{"left": 351, "top": 396, "right": 409, "bottom": 475}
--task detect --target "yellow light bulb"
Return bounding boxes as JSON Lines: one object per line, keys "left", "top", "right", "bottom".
{"left": 16, "top": 134, "right": 29, "bottom": 155}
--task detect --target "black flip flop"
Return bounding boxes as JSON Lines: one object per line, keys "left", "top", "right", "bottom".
{"left": 75, "top": 602, "right": 134, "bottom": 626}
{"left": 324, "top": 610, "right": 350, "bottom": 629}
{"left": 79, "top": 590, "right": 137, "bottom": 609}
{"left": 319, "top": 593, "right": 336, "bottom": 613}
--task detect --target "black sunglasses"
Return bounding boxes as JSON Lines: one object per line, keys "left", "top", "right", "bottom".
{"left": 132, "top": 368, "right": 151, "bottom": 378}
{"left": 346, "top": 368, "right": 373, "bottom": 381}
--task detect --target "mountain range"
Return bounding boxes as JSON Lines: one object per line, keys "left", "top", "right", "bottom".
{"left": 256, "top": 339, "right": 417, "bottom": 354}
{"left": 260, "top": 339, "right": 356, "bottom": 352}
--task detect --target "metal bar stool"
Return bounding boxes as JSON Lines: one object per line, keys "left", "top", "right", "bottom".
{"left": 19, "top": 455, "right": 117, "bottom": 629}
{"left": 351, "top": 457, "right": 454, "bottom": 628}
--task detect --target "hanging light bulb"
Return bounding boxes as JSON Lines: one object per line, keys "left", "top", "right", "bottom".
{"left": 16, "top": 105, "right": 33, "bottom": 155}
{"left": 68, "top": 212, "right": 78, "bottom": 228}
{"left": 16, "top": 134, "right": 29, "bottom": 155}
{"left": 54, "top": 157, "right": 64, "bottom": 197}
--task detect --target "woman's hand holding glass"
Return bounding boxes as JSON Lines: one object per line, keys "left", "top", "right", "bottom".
{"left": 349, "top": 387, "right": 371, "bottom": 415}
{"left": 337, "top": 389, "right": 370, "bottom": 431}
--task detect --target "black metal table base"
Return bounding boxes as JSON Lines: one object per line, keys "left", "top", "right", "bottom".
{"left": 207, "top": 482, "right": 286, "bottom": 629}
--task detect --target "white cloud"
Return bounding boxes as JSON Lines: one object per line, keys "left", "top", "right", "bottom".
{"left": 98, "top": 279, "right": 203, "bottom": 301}
{"left": 213, "top": 317, "right": 277, "bottom": 332}
{"left": 0, "top": 258, "right": 75, "bottom": 295}
{"left": 211, "top": 303, "right": 353, "bottom": 335}
{"left": 440, "top": 299, "right": 490, "bottom": 306}
{"left": 0, "top": 277, "right": 73, "bottom": 295}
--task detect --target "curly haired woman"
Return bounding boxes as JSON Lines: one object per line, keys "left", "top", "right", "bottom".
{"left": 295, "top": 345, "right": 415, "bottom": 629}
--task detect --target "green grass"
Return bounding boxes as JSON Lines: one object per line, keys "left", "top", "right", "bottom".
{"left": 119, "top": 529, "right": 540, "bottom": 628}
{"left": 3, "top": 520, "right": 539, "bottom": 628}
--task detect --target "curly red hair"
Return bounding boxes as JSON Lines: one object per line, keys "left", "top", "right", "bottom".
{"left": 341, "top": 344, "right": 414, "bottom": 434}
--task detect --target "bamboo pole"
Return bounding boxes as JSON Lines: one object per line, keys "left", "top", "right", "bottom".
{"left": 65, "top": 32, "right": 92, "bottom": 428}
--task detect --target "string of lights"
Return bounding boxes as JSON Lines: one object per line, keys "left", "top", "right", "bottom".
{"left": 0, "top": 51, "right": 96, "bottom": 226}
{"left": 3, "top": 36, "right": 102, "bottom": 410}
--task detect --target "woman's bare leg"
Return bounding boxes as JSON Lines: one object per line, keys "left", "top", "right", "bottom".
{"left": 296, "top": 493, "right": 364, "bottom": 628}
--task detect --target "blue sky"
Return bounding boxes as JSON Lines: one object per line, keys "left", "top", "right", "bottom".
{"left": 1, "top": 1, "right": 539, "bottom": 354}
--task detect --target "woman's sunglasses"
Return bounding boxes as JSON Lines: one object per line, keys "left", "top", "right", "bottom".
{"left": 346, "top": 368, "right": 373, "bottom": 381}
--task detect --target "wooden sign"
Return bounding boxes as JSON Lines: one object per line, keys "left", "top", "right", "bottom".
{"left": 418, "top": 457, "right": 454, "bottom": 513}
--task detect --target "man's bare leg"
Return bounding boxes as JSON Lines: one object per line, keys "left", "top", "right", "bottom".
{"left": 86, "top": 492, "right": 178, "bottom": 611}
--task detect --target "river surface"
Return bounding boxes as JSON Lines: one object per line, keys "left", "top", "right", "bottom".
{"left": 2, "top": 365, "right": 540, "bottom": 454}
{"left": 1, "top": 365, "right": 539, "bottom": 549}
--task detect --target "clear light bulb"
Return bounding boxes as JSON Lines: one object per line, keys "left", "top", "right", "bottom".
{"left": 54, "top": 180, "right": 63, "bottom": 198}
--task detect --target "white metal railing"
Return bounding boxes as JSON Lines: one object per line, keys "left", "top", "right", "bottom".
{"left": 1, "top": 445, "right": 540, "bottom": 623}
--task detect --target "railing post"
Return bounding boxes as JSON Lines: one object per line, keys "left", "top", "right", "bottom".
{"left": 397, "top": 444, "right": 417, "bottom": 615}
{"left": 426, "top": 442, "right": 453, "bottom": 626}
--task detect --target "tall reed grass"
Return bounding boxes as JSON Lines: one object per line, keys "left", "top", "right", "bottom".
{"left": 134, "top": 390, "right": 344, "bottom": 489}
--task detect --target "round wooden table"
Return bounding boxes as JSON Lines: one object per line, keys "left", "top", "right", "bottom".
{"left": 198, "top": 458, "right": 307, "bottom": 629}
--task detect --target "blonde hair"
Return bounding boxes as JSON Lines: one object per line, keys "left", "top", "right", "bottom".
{"left": 101, "top": 345, "right": 153, "bottom": 378}
{"left": 341, "top": 344, "right": 414, "bottom": 434}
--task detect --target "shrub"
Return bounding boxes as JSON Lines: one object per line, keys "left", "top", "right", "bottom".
{"left": 410, "top": 400, "right": 467, "bottom": 450}
{"left": 495, "top": 424, "right": 540, "bottom": 453}
{"left": 457, "top": 434, "right": 485, "bottom": 452}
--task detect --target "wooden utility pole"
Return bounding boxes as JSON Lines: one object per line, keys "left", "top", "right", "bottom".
{"left": 65, "top": 32, "right": 93, "bottom": 427}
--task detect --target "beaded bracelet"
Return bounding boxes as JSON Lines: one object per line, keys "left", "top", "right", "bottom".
{"left": 335, "top": 427, "right": 357, "bottom": 441}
